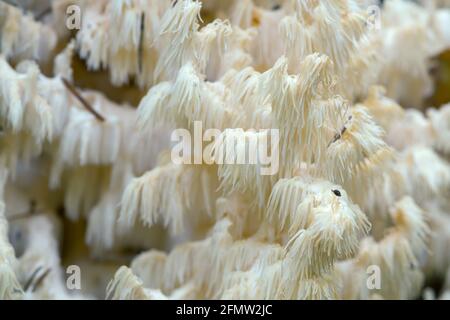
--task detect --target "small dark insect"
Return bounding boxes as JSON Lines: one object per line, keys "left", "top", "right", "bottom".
{"left": 332, "top": 189, "right": 341, "bottom": 197}
{"left": 330, "top": 126, "right": 347, "bottom": 145}
{"left": 328, "top": 115, "right": 352, "bottom": 147}
{"left": 138, "top": 12, "right": 145, "bottom": 74}
{"left": 272, "top": 4, "right": 281, "bottom": 10}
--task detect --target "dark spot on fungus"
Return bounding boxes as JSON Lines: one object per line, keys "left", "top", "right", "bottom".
{"left": 252, "top": 15, "right": 261, "bottom": 27}
{"left": 272, "top": 4, "right": 281, "bottom": 10}
{"left": 332, "top": 189, "right": 341, "bottom": 197}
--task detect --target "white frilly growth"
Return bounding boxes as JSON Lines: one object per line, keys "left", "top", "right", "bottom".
{"left": 119, "top": 163, "right": 218, "bottom": 234}
{"left": 384, "top": 109, "right": 435, "bottom": 151}
{"left": 56, "top": 109, "right": 120, "bottom": 166}
{"left": 390, "top": 197, "right": 429, "bottom": 258}
{"left": 0, "top": 57, "right": 53, "bottom": 142}
{"left": 154, "top": 0, "right": 202, "bottom": 81}
{"left": 261, "top": 54, "right": 334, "bottom": 139}
{"left": 395, "top": 146, "right": 450, "bottom": 202}
{"left": 376, "top": 0, "right": 444, "bottom": 107}
{"left": 107, "top": 265, "right": 199, "bottom": 300}
{"left": 428, "top": 104, "right": 450, "bottom": 156}
{"left": 0, "top": 2, "right": 57, "bottom": 62}
{"left": 0, "top": 167, "right": 23, "bottom": 299}
{"left": 137, "top": 63, "right": 233, "bottom": 130}
{"left": 75, "top": 1, "right": 110, "bottom": 71}
{"left": 17, "top": 215, "right": 87, "bottom": 300}
{"left": 194, "top": 19, "right": 232, "bottom": 79}
{"left": 85, "top": 192, "right": 120, "bottom": 253}
{"left": 279, "top": 0, "right": 376, "bottom": 99}
{"left": 0, "top": 58, "right": 53, "bottom": 172}
{"left": 154, "top": 0, "right": 231, "bottom": 82}
{"left": 130, "top": 250, "right": 168, "bottom": 291}
{"left": 0, "top": 260, "right": 22, "bottom": 300}
{"left": 106, "top": 266, "right": 168, "bottom": 300}
{"left": 137, "top": 81, "right": 174, "bottom": 128}
{"left": 82, "top": 122, "right": 165, "bottom": 251}
{"left": 49, "top": 91, "right": 135, "bottom": 189}
{"left": 214, "top": 26, "right": 255, "bottom": 79}
{"left": 367, "top": 144, "right": 449, "bottom": 219}
{"left": 0, "top": 0, "right": 447, "bottom": 301}
{"left": 114, "top": 192, "right": 369, "bottom": 299}
{"left": 49, "top": 111, "right": 117, "bottom": 215}
{"left": 170, "top": 63, "right": 204, "bottom": 122}
{"left": 210, "top": 129, "right": 279, "bottom": 207}
{"left": 281, "top": 0, "right": 367, "bottom": 72}
{"left": 219, "top": 67, "right": 267, "bottom": 129}
{"left": 423, "top": 202, "right": 450, "bottom": 278}
{"left": 37, "top": 76, "right": 72, "bottom": 137}
{"left": 108, "top": 0, "right": 163, "bottom": 86}
{"left": 267, "top": 177, "right": 370, "bottom": 279}
{"left": 259, "top": 54, "right": 337, "bottom": 175}
{"left": 75, "top": 0, "right": 169, "bottom": 87}
{"left": 116, "top": 201, "right": 368, "bottom": 300}
{"left": 119, "top": 163, "right": 187, "bottom": 233}
{"left": 54, "top": 41, "right": 75, "bottom": 82}
{"left": 362, "top": 86, "right": 405, "bottom": 133}
{"left": 322, "top": 105, "right": 394, "bottom": 207}
{"left": 117, "top": 219, "right": 246, "bottom": 297}
{"left": 337, "top": 196, "right": 429, "bottom": 299}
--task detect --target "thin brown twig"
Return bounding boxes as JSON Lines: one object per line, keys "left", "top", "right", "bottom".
{"left": 138, "top": 12, "right": 145, "bottom": 74}
{"left": 23, "top": 266, "right": 43, "bottom": 291}
{"left": 62, "top": 78, "right": 105, "bottom": 122}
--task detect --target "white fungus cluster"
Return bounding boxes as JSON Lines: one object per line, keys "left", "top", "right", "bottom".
{"left": 0, "top": 0, "right": 449, "bottom": 300}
